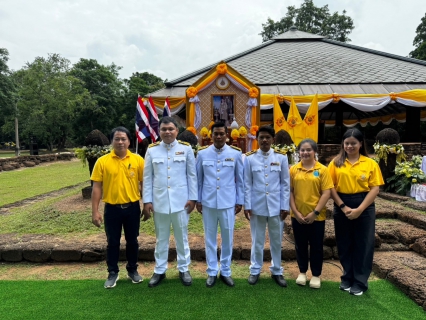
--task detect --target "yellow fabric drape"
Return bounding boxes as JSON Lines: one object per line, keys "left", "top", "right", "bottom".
{"left": 262, "top": 89, "right": 426, "bottom": 105}
{"left": 303, "top": 94, "right": 319, "bottom": 142}
{"left": 150, "top": 97, "right": 186, "bottom": 109}
{"left": 287, "top": 97, "right": 304, "bottom": 145}
{"left": 396, "top": 89, "right": 426, "bottom": 101}
{"left": 188, "top": 103, "right": 195, "bottom": 127}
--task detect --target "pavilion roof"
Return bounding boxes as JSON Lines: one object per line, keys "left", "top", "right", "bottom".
{"left": 152, "top": 27, "right": 426, "bottom": 97}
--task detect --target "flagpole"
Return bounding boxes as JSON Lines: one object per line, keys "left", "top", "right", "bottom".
{"left": 135, "top": 93, "right": 139, "bottom": 154}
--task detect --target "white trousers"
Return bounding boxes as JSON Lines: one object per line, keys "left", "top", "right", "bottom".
{"left": 249, "top": 214, "right": 284, "bottom": 275}
{"left": 153, "top": 210, "right": 190, "bottom": 274}
{"left": 202, "top": 206, "right": 235, "bottom": 277}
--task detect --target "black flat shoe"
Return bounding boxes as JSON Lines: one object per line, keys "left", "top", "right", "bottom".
{"left": 248, "top": 274, "right": 259, "bottom": 285}
{"left": 148, "top": 273, "right": 166, "bottom": 287}
{"left": 271, "top": 274, "right": 287, "bottom": 287}
{"left": 220, "top": 275, "right": 235, "bottom": 287}
{"left": 179, "top": 271, "right": 192, "bottom": 286}
{"left": 206, "top": 275, "right": 217, "bottom": 288}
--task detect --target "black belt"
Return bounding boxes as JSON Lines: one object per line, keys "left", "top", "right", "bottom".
{"left": 106, "top": 201, "right": 138, "bottom": 209}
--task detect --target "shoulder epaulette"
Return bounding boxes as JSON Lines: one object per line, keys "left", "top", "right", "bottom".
{"left": 274, "top": 149, "right": 287, "bottom": 156}
{"left": 178, "top": 140, "right": 190, "bottom": 146}
{"left": 245, "top": 150, "right": 256, "bottom": 156}
{"left": 148, "top": 142, "right": 160, "bottom": 148}
{"left": 230, "top": 145, "right": 241, "bottom": 151}
{"left": 198, "top": 145, "right": 209, "bottom": 151}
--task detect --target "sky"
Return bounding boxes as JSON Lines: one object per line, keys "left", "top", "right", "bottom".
{"left": 0, "top": 0, "right": 425, "bottom": 82}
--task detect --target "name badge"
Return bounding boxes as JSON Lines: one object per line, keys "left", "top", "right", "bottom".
{"left": 270, "top": 162, "right": 280, "bottom": 166}
{"left": 225, "top": 158, "right": 234, "bottom": 161}
{"left": 175, "top": 151, "right": 184, "bottom": 155}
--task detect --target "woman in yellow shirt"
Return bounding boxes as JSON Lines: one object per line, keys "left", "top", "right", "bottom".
{"left": 290, "top": 139, "right": 333, "bottom": 289}
{"left": 328, "top": 128, "right": 384, "bottom": 296}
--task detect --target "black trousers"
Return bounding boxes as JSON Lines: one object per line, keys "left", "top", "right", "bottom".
{"left": 292, "top": 218, "right": 325, "bottom": 277}
{"left": 104, "top": 202, "right": 141, "bottom": 273}
{"left": 333, "top": 192, "right": 375, "bottom": 292}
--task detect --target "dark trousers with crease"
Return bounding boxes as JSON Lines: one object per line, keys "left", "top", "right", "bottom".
{"left": 104, "top": 202, "right": 140, "bottom": 274}
{"left": 292, "top": 218, "right": 325, "bottom": 276}
{"left": 333, "top": 192, "right": 375, "bottom": 292}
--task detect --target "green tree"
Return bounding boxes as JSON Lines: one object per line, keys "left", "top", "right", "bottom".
{"left": 15, "top": 54, "right": 94, "bottom": 150}
{"left": 70, "top": 59, "right": 125, "bottom": 143}
{"left": 260, "top": 0, "right": 354, "bottom": 42}
{"left": 0, "top": 48, "right": 16, "bottom": 143}
{"left": 409, "top": 13, "right": 426, "bottom": 61}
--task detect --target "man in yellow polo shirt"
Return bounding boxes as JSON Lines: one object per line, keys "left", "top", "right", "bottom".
{"left": 91, "top": 126, "right": 145, "bottom": 289}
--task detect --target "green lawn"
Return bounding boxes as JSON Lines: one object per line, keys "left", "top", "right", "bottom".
{"left": 0, "top": 279, "right": 423, "bottom": 320}
{"left": 0, "top": 187, "right": 247, "bottom": 237}
{"left": 0, "top": 160, "right": 89, "bottom": 206}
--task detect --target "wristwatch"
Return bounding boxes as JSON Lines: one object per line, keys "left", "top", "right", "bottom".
{"left": 313, "top": 210, "right": 320, "bottom": 216}
{"left": 339, "top": 203, "right": 346, "bottom": 209}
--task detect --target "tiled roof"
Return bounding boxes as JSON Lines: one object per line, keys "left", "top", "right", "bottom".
{"left": 163, "top": 28, "right": 426, "bottom": 92}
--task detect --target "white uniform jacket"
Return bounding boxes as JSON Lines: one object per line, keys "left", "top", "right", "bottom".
{"left": 244, "top": 149, "right": 290, "bottom": 216}
{"left": 143, "top": 140, "right": 197, "bottom": 214}
{"left": 196, "top": 144, "right": 244, "bottom": 209}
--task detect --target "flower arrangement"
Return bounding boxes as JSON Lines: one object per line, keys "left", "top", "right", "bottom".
{"left": 238, "top": 126, "right": 247, "bottom": 137}
{"left": 186, "top": 126, "right": 197, "bottom": 135}
{"left": 248, "top": 87, "right": 259, "bottom": 98}
{"left": 186, "top": 86, "right": 198, "bottom": 98}
{"left": 4, "top": 142, "right": 16, "bottom": 147}
{"left": 216, "top": 63, "right": 227, "bottom": 75}
{"left": 249, "top": 125, "right": 259, "bottom": 136}
{"left": 200, "top": 127, "right": 209, "bottom": 138}
{"left": 192, "top": 144, "right": 201, "bottom": 157}
{"left": 272, "top": 143, "right": 297, "bottom": 155}
{"left": 231, "top": 129, "right": 240, "bottom": 140}
{"left": 386, "top": 155, "right": 426, "bottom": 195}
{"left": 75, "top": 145, "right": 112, "bottom": 166}
{"left": 373, "top": 142, "right": 407, "bottom": 165}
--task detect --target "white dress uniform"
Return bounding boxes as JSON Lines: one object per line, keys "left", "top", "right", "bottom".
{"left": 244, "top": 148, "right": 290, "bottom": 275}
{"left": 196, "top": 144, "right": 244, "bottom": 277}
{"left": 143, "top": 140, "right": 198, "bottom": 274}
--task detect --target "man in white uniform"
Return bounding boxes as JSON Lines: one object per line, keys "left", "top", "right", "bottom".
{"left": 244, "top": 126, "right": 290, "bottom": 287}
{"left": 143, "top": 117, "right": 198, "bottom": 287}
{"left": 196, "top": 122, "right": 244, "bottom": 287}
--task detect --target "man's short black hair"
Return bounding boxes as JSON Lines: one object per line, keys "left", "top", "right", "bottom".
{"left": 211, "top": 122, "right": 228, "bottom": 133}
{"left": 111, "top": 126, "right": 131, "bottom": 141}
{"left": 159, "top": 116, "right": 178, "bottom": 128}
{"left": 256, "top": 125, "right": 275, "bottom": 138}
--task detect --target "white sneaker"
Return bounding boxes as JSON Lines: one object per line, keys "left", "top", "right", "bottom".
{"left": 309, "top": 276, "right": 321, "bottom": 289}
{"left": 295, "top": 273, "right": 307, "bottom": 286}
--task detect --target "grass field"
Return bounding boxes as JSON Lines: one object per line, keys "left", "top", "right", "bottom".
{"left": 0, "top": 279, "right": 424, "bottom": 320}
{"left": 0, "top": 160, "right": 89, "bottom": 206}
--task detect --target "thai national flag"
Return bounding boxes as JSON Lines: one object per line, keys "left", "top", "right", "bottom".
{"left": 163, "top": 97, "right": 171, "bottom": 117}
{"left": 147, "top": 96, "right": 160, "bottom": 139}
{"left": 135, "top": 96, "right": 158, "bottom": 143}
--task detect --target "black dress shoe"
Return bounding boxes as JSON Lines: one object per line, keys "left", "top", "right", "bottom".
{"left": 179, "top": 271, "right": 192, "bottom": 286}
{"left": 248, "top": 274, "right": 259, "bottom": 285}
{"left": 206, "top": 275, "right": 217, "bottom": 288}
{"left": 220, "top": 275, "right": 235, "bottom": 287}
{"left": 148, "top": 273, "right": 166, "bottom": 287}
{"left": 271, "top": 274, "right": 287, "bottom": 287}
